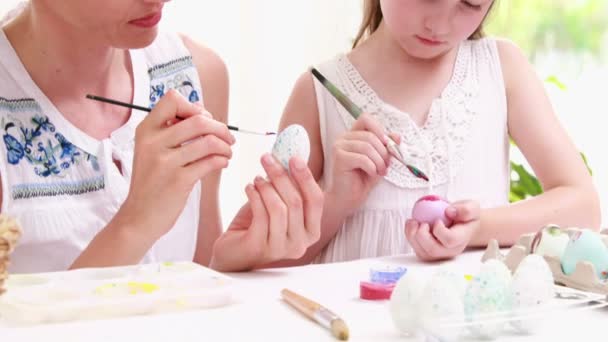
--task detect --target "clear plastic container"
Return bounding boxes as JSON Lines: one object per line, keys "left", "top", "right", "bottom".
{"left": 0, "top": 262, "right": 233, "bottom": 326}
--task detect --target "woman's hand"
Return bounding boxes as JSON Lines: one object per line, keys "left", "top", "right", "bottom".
{"left": 121, "top": 90, "right": 235, "bottom": 240}
{"left": 210, "top": 154, "right": 324, "bottom": 271}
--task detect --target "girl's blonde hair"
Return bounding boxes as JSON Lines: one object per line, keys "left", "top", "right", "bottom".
{"left": 352, "top": 0, "right": 496, "bottom": 48}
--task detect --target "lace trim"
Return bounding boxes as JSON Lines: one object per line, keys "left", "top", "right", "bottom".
{"left": 330, "top": 41, "right": 483, "bottom": 189}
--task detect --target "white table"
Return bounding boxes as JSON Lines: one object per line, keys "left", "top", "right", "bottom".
{"left": 1, "top": 251, "right": 605, "bottom": 341}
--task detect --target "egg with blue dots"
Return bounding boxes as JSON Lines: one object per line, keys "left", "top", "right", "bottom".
{"left": 271, "top": 124, "right": 310, "bottom": 172}
{"left": 509, "top": 254, "right": 555, "bottom": 334}
{"left": 418, "top": 268, "right": 467, "bottom": 341}
{"left": 463, "top": 259, "right": 512, "bottom": 340}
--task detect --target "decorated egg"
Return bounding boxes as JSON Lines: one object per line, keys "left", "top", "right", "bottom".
{"left": 389, "top": 271, "right": 426, "bottom": 336}
{"left": 510, "top": 254, "right": 554, "bottom": 334}
{"left": 271, "top": 124, "right": 310, "bottom": 171}
{"left": 419, "top": 268, "right": 466, "bottom": 340}
{"left": 530, "top": 224, "right": 569, "bottom": 259}
{"left": 463, "top": 259, "right": 512, "bottom": 340}
{"left": 412, "top": 195, "right": 453, "bottom": 227}
{"left": 561, "top": 229, "right": 608, "bottom": 280}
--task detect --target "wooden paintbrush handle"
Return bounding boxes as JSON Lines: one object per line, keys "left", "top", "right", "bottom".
{"left": 281, "top": 288, "right": 321, "bottom": 318}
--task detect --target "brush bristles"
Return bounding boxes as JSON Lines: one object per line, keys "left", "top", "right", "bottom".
{"left": 331, "top": 319, "right": 349, "bottom": 341}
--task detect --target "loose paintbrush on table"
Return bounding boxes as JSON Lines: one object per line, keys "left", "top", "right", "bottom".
{"left": 281, "top": 288, "right": 349, "bottom": 341}
{"left": 85, "top": 94, "right": 276, "bottom": 136}
{"left": 310, "top": 68, "right": 429, "bottom": 182}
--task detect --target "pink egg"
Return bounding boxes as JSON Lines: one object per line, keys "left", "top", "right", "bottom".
{"left": 412, "top": 195, "right": 453, "bottom": 227}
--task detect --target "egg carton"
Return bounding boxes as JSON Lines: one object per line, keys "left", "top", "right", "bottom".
{"left": 0, "top": 261, "right": 234, "bottom": 326}
{"left": 482, "top": 227, "right": 608, "bottom": 295}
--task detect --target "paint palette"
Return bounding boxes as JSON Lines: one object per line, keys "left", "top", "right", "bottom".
{"left": 0, "top": 261, "right": 233, "bottom": 326}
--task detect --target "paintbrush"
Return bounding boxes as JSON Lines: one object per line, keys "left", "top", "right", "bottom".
{"left": 85, "top": 94, "right": 276, "bottom": 136}
{"left": 310, "top": 68, "right": 429, "bottom": 182}
{"left": 281, "top": 288, "right": 349, "bottom": 341}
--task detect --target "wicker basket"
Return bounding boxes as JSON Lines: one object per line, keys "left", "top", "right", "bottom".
{"left": 0, "top": 215, "right": 21, "bottom": 295}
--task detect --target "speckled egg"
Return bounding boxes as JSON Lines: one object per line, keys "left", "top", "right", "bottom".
{"left": 271, "top": 124, "right": 310, "bottom": 171}
{"left": 411, "top": 195, "right": 453, "bottom": 227}
{"left": 531, "top": 224, "right": 569, "bottom": 259}
{"left": 510, "top": 254, "right": 554, "bottom": 334}
{"left": 419, "top": 269, "right": 466, "bottom": 340}
{"left": 389, "top": 271, "right": 426, "bottom": 336}
{"left": 464, "top": 259, "right": 512, "bottom": 340}
{"left": 561, "top": 229, "right": 608, "bottom": 280}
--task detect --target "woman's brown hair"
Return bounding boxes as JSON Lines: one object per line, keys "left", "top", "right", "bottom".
{"left": 352, "top": 0, "right": 496, "bottom": 48}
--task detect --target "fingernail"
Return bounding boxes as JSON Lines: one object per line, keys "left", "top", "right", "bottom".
{"left": 292, "top": 157, "right": 307, "bottom": 171}
{"left": 382, "top": 134, "right": 390, "bottom": 144}
{"left": 262, "top": 154, "right": 276, "bottom": 166}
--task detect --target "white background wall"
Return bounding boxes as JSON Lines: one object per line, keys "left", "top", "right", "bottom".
{"left": 1, "top": 1, "right": 606, "bottom": 229}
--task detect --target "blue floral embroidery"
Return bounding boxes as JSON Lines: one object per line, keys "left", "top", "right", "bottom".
{"left": 150, "top": 84, "right": 165, "bottom": 104}
{"left": 149, "top": 76, "right": 200, "bottom": 108}
{"left": 188, "top": 89, "right": 199, "bottom": 102}
{"left": 148, "top": 56, "right": 201, "bottom": 108}
{"left": 2, "top": 115, "right": 100, "bottom": 178}
{"left": 3, "top": 134, "right": 24, "bottom": 164}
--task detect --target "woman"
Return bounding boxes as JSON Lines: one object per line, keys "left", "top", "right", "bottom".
{"left": 0, "top": 0, "right": 323, "bottom": 273}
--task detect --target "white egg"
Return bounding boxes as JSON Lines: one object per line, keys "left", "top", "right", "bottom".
{"left": 531, "top": 225, "right": 569, "bottom": 259}
{"left": 271, "top": 124, "right": 310, "bottom": 171}
{"left": 464, "top": 259, "right": 512, "bottom": 340}
{"left": 419, "top": 269, "right": 466, "bottom": 341}
{"left": 389, "top": 271, "right": 426, "bottom": 336}
{"left": 510, "top": 254, "right": 554, "bottom": 334}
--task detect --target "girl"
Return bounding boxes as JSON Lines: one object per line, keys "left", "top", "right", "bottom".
{"left": 279, "top": 0, "right": 600, "bottom": 263}
{"left": 0, "top": 0, "right": 324, "bottom": 273}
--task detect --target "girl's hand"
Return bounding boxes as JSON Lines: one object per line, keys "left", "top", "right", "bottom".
{"left": 210, "top": 155, "right": 324, "bottom": 271}
{"left": 328, "top": 113, "right": 399, "bottom": 215}
{"left": 405, "top": 201, "right": 480, "bottom": 261}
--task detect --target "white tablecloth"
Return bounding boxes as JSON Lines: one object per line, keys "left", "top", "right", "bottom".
{"left": 1, "top": 251, "right": 605, "bottom": 341}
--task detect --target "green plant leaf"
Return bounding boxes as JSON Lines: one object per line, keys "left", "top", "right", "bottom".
{"left": 510, "top": 161, "right": 543, "bottom": 203}
{"left": 581, "top": 152, "right": 593, "bottom": 175}
{"left": 545, "top": 75, "right": 567, "bottom": 90}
